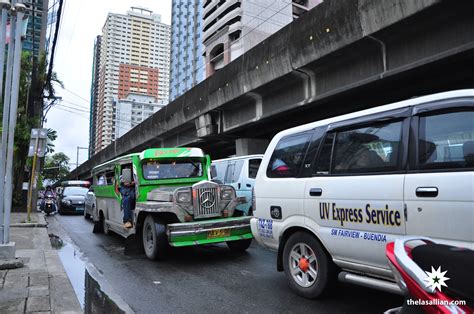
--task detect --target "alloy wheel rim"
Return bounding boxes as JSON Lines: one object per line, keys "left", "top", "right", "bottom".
{"left": 289, "top": 242, "right": 318, "bottom": 288}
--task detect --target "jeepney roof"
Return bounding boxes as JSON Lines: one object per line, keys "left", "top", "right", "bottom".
{"left": 92, "top": 148, "right": 206, "bottom": 174}
{"left": 139, "top": 147, "right": 205, "bottom": 159}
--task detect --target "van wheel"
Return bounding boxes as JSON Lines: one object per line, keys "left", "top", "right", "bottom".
{"left": 227, "top": 238, "right": 252, "bottom": 252}
{"left": 283, "top": 232, "right": 335, "bottom": 299}
{"left": 142, "top": 215, "right": 169, "bottom": 260}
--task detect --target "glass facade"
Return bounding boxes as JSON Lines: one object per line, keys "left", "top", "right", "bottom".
{"left": 22, "top": 0, "right": 49, "bottom": 60}
{"left": 169, "top": 0, "right": 205, "bottom": 101}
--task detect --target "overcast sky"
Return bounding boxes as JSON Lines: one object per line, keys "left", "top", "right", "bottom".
{"left": 44, "top": 0, "right": 172, "bottom": 169}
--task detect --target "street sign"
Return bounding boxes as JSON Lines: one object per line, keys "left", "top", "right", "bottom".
{"left": 28, "top": 128, "right": 48, "bottom": 157}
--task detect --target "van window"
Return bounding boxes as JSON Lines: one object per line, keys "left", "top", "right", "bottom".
{"left": 248, "top": 159, "right": 262, "bottom": 179}
{"left": 267, "top": 132, "right": 310, "bottom": 178}
{"left": 212, "top": 161, "right": 227, "bottom": 183}
{"left": 314, "top": 133, "right": 335, "bottom": 175}
{"left": 224, "top": 160, "right": 244, "bottom": 183}
{"left": 332, "top": 121, "right": 403, "bottom": 174}
{"left": 418, "top": 111, "right": 474, "bottom": 170}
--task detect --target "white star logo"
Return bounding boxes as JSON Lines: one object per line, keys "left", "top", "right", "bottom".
{"left": 424, "top": 266, "right": 450, "bottom": 292}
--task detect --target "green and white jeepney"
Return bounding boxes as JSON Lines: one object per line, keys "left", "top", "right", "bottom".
{"left": 91, "top": 147, "right": 253, "bottom": 260}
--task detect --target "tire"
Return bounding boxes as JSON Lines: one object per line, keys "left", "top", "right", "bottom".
{"left": 142, "top": 215, "right": 169, "bottom": 260}
{"left": 227, "top": 238, "right": 252, "bottom": 252}
{"left": 84, "top": 209, "right": 91, "bottom": 220}
{"left": 92, "top": 214, "right": 103, "bottom": 234}
{"left": 102, "top": 213, "right": 110, "bottom": 235}
{"left": 282, "top": 231, "right": 336, "bottom": 299}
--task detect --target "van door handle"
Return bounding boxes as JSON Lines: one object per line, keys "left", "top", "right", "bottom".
{"left": 309, "top": 188, "right": 322, "bottom": 197}
{"left": 246, "top": 183, "right": 251, "bottom": 188}
{"left": 416, "top": 187, "right": 438, "bottom": 198}
{"left": 238, "top": 183, "right": 241, "bottom": 189}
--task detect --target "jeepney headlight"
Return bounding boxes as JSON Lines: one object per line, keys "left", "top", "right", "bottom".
{"left": 220, "top": 186, "right": 235, "bottom": 200}
{"left": 176, "top": 190, "right": 192, "bottom": 204}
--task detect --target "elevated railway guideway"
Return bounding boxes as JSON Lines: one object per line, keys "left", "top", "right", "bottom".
{"left": 70, "top": 0, "right": 474, "bottom": 180}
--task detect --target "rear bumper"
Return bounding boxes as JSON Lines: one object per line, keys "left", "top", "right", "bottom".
{"left": 60, "top": 204, "right": 85, "bottom": 213}
{"left": 167, "top": 216, "right": 253, "bottom": 247}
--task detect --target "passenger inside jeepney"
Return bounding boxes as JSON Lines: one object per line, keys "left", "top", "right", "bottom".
{"left": 120, "top": 166, "right": 136, "bottom": 229}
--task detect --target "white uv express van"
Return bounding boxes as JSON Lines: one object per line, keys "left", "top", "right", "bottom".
{"left": 211, "top": 155, "right": 263, "bottom": 216}
{"left": 251, "top": 90, "right": 474, "bottom": 298}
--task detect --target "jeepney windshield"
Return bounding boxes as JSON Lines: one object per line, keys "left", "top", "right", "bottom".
{"left": 142, "top": 159, "right": 203, "bottom": 180}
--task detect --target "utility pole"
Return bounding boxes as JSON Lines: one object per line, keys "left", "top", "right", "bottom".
{"left": 0, "top": 0, "right": 27, "bottom": 258}
{"left": 0, "top": 0, "right": 12, "bottom": 246}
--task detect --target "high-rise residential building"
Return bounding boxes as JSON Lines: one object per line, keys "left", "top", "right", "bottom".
{"left": 23, "top": 0, "right": 49, "bottom": 60}
{"left": 169, "top": 0, "right": 205, "bottom": 101}
{"left": 91, "top": 7, "right": 171, "bottom": 153}
{"left": 202, "top": 0, "right": 321, "bottom": 77}
{"left": 114, "top": 93, "right": 165, "bottom": 138}
{"left": 89, "top": 36, "right": 101, "bottom": 158}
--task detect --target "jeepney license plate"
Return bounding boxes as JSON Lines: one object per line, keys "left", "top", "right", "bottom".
{"left": 207, "top": 229, "right": 231, "bottom": 239}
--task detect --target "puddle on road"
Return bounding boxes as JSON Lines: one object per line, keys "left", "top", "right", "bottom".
{"left": 50, "top": 234, "right": 130, "bottom": 313}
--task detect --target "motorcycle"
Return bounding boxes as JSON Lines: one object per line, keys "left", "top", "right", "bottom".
{"left": 386, "top": 237, "right": 473, "bottom": 314}
{"left": 42, "top": 194, "right": 57, "bottom": 215}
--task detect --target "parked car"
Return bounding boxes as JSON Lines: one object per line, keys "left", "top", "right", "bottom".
{"left": 84, "top": 187, "right": 96, "bottom": 220}
{"left": 251, "top": 89, "right": 474, "bottom": 299}
{"left": 57, "top": 186, "right": 89, "bottom": 215}
{"left": 211, "top": 155, "right": 263, "bottom": 216}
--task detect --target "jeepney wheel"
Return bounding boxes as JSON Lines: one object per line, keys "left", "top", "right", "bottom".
{"left": 102, "top": 212, "right": 110, "bottom": 235}
{"left": 283, "top": 231, "right": 335, "bottom": 299}
{"left": 142, "top": 215, "right": 168, "bottom": 260}
{"left": 227, "top": 239, "right": 252, "bottom": 252}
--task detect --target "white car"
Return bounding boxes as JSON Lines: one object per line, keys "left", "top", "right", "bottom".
{"left": 84, "top": 187, "right": 96, "bottom": 220}
{"left": 251, "top": 90, "right": 474, "bottom": 298}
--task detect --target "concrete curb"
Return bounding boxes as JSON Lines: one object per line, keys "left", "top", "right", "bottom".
{"left": 0, "top": 258, "right": 24, "bottom": 270}
{"left": 11, "top": 223, "right": 47, "bottom": 228}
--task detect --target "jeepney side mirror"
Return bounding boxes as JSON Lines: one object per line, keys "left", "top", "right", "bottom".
{"left": 121, "top": 168, "right": 132, "bottom": 183}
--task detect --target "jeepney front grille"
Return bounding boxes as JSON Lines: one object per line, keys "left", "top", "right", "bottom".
{"left": 194, "top": 186, "right": 220, "bottom": 219}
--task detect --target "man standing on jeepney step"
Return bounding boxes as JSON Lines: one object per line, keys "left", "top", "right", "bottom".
{"left": 120, "top": 167, "right": 136, "bottom": 228}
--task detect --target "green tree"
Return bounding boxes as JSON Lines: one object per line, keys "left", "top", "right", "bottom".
{"left": 0, "top": 51, "right": 63, "bottom": 206}
{"left": 42, "top": 152, "right": 70, "bottom": 183}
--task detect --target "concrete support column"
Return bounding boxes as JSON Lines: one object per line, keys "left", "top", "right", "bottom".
{"left": 235, "top": 138, "right": 269, "bottom": 156}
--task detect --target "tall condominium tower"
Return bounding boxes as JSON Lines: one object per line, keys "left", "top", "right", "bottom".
{"left": 91, "top": 7, "right": 171, "bottom": 153}
{"left": 202, "top": 0, "right": 321, "bottom": 77}
{"left": 89, "top": 36, "right": 101, "bottom": 158}
{"left": 169, "top": 0, "right": 205, "bottom": 101}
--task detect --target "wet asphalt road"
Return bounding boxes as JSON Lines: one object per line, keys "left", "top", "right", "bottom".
{"left": 46, "top": 214, "right": 403, "bottom": 313}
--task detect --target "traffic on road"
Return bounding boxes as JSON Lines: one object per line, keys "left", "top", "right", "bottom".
{"left": 40, "top": 90, "right": 473, "bottom": 313}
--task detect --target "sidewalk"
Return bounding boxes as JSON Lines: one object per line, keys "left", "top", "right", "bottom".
{"left": 0, "top": 212, "right": 82, "bottom": 313}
